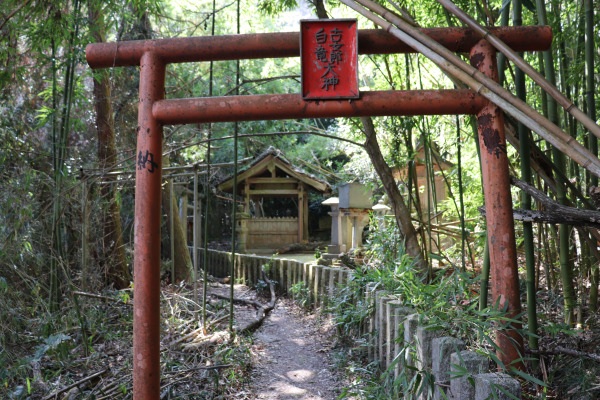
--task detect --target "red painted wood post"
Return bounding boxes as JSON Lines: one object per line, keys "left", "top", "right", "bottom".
{"left": 133, "top": 51, "right": 165, "bottom": 400}
{"left": 471, "top": 39, "right": 524, "bottom": 370}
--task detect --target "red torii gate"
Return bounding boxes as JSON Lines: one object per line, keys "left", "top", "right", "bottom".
{"left": 86, "top": 26, "right": 552, "bottom": 400}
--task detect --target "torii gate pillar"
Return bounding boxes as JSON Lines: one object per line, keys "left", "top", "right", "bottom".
{"left": 133, "top": 51, "right": 165, "bottom": 398}
{"left": 471, "top": 39, "right": 524, "bottom": 369}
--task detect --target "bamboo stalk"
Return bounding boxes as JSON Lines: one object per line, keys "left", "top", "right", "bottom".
{"left": 193, "top": 170, "right": 199, "bottom": 322}
{"left": 340, "top": 0, "right": 600, "bottom": 179}
{"left": 513, "top": 0, "right": 538, "bottom": 365}
{"left": 435, "top": 0, "right": 600, "bottom": 140}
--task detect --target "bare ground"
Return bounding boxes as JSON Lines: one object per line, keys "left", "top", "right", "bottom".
{"left": 209, "top": 283, "right": 342, "bottom": 399}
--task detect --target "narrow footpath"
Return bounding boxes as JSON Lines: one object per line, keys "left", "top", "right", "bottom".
{"left": 209, "top": 282, "right": 342, "bottom": 399}
{"left": 247, "top": 297, "right": 340, "bottom": 399}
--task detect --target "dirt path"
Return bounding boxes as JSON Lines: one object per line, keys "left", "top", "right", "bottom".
{"left": 248, "top": 298, "right": 341, "bottom": 399}
{"left": 209, "top": 283, "right": 342, "bottom": 399}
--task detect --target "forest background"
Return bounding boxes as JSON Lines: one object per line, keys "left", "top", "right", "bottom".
{"left": 1, "top": 0, "right": 599, "bottom": 398}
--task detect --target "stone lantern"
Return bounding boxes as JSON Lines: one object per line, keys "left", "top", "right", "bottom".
{"left": 323, "top": 183, "right": 373, "bottom": 258}
{"left": 372, "top": 199, "right": 391, "bottom": 228}
{"left": 338, "top": 183, "right": 372, "bottom": 251}
{"left": 322, "top": 197, "right": 346, "bottom": 256}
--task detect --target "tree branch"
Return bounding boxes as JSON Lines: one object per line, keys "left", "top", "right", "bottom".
{"left": 478, "top": 176, "right": 600, "bottom": 229}
{"left": 0, "top": 0, "right": 33, "bottom": 31}
{"left": 528, "top": 346, "right": 600, "bottom": 363}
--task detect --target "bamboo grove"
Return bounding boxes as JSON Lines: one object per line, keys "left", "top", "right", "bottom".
{"left": 0, "top": 0, "right": 599, "bottom": 395}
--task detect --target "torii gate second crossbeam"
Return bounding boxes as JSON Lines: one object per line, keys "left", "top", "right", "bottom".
{"left": 86, "top": 25, "right": 552, "bottom": 400}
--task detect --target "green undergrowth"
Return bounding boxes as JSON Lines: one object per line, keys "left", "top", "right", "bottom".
{"left": 0, "top": 277, "right": 252, "bottom": 399}
{"left": 327, "top": 219, "right": 545, "bottom": 399}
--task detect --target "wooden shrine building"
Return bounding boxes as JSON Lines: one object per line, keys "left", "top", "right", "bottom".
{"left": 218, "top": 148, "right": 332, "bottom": 253}
{"left": 393, "top": 142, "right": 453, "bottom": 213}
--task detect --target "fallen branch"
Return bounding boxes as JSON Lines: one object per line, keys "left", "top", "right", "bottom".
{"left": 73, "top": 291, "right": 131, "bottom": 305}
{"left": 181, "top": 331, "right": 230, "bottom": 351}
{"left": 42, "top": 368, "right": 110, "bottom": 400}
{"left": 478, "top": 206, "right": 600, "bottom": 229}
{"left": 168, "top": 326, "right": 211, "bottom": 348}
{"left": 238, "top": 270, "right": 277, "bottom": 334}
{"left": 528, "top": 346, "right": 600, "bottom": 363}
{"left": 212, "top": 293, "right": 263, "bottom": 309}
{"left": 163, "top": 364, "right": 233, "bottom": 374}
{"left": 182, "top": 271, "right": 278, "bottom": 349}
{"left": 481, "top": 176, "right": 600, "bottom": 228}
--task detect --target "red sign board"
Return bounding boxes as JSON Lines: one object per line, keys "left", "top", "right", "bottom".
{"left": 300, "top": 19, "right": 359, "bottom": 100}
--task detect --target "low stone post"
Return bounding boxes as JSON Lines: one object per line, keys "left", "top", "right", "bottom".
{"left": 450, "top": 351, "right": 489, "bottom": 399}
{"left": 279, "top": 258, "right": 286, "bottom": 292}
{"left": 392, "top": 306, "right": 415, "bottom": 380}
{"left": 364, "top": 283, "right": 377, "bottom": 361}
{"left": 271, "top": 258, "right": 280, "bottom": 288}
{"left": 404, "top": 313, "right": 420, "bottom": 380}
{"left": 328, "top": 267, "right": 337, "bottom": 298}
{"left": 295, "top": 262, "right": 302, "bottom": 287}
{"left": 372, "top": 291, "right": 387, "bottom": 361}
{"left": 209, "top": 251, "right": 215, "bottom": 276}
{"left": 236, "top": 254, "right": 242, "bottom": 282}
{"left": 253, "top": 257, "right": 261, "bottom": 284}
{"left": 416, "top": 325, "right": 439, "bottom": 375}
{"left": 378, "top": 294, "right": 396, "bottom": 369}
{"left": 240, "top": 254, "right": 247, "bottom": 283}
{"left": 432, "top": 337, "right": 466, "bottom": 400}
{"left": 415, "top": 325, "right": 438, "bottom": 399}
{"left": 338, "top": 268, "right": 349, "bottom": 286}
{"left": 320, "top": 267, "right": 330, "bottom": 307}
{"left": 286, "top": 259, "right": 293, "bottom": 292}
{"left": 245, "top": 256, "right": 253, "bottom": 285}
{"left": 312, "top": 265, "right": 321, "bottom": 307}
{"left": 289, "top": 261, "right": 296, "bottom": 287}
{"left": 386, "top": 300, "right": 406, "bottom": 370}
{"left": 474, "top": 373, "right": 521, "bottom": 400}
{"left": 206, "top": 251, "right": 212, "bottom": 276}
{"left": 307, "top": 264, "right": 316, "bottom": 307}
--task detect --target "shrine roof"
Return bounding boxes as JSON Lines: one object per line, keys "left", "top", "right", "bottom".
{"left": 218, "top": 147, "right": 332, "bottom": 194}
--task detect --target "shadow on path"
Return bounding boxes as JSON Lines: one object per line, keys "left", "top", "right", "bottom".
{"left": 249, "top": 300, "right": 340, "bottom": 399}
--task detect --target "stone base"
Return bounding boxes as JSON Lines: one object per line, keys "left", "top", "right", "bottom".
{"left": 327, "top": 244, "right": 346, "bottom": 254}
{"left": 322, "top": 253, "right": 339, "bottom": 260}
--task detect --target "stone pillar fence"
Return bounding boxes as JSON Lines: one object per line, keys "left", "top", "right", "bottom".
{"left": 195, "top": 248, "right": 522, "bottom": 400}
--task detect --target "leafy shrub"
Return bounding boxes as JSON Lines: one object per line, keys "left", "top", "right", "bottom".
{"left": 289, "top": 282, "right": 310, "bottom": 309}
{"left": 331, "top": 217, "right": 540, "bottom": 398}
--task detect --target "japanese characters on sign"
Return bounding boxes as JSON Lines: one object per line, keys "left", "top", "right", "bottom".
{"left": 301, "top": 19, "right": 359, "bottom": 100}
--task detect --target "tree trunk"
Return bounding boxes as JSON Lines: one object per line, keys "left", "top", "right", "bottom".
{"left": 360, "top": 117, "right": 427, "bottom": 273}
{"left": 313, "top": 0, "right": 328, "bottom": 19}
{"left": 89, "top": 1, "right": 131, "bottom": 289}
{"left": 179, "top": 191, "right": 188, "bottom": 244}
{"left": 163, "top": 155, "right": 192, "bottom": 283}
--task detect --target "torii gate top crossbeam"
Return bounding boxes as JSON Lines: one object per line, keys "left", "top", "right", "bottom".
{"left": 86, "top": 26, "right": 551, "bottom": 68}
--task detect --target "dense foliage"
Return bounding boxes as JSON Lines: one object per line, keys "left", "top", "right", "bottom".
{"left": 0, "top": 0, "right": 599, "bottom": 398}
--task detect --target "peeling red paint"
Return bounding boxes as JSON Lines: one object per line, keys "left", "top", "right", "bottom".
{"left": 86, "top": 27, "right": 552, "bottom": 69}
{"left": 152, "top": 90, "right": 486, "bottom": 124}
{"left": 470, "top": 52, "right": 485, "bottom": 70}
{"left": 471, "top": 39, "right": 524, "bottom": 371}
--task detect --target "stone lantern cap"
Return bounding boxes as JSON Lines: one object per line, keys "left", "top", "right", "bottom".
{"left": 372, "top": 199, "right": 391, "bottom": 214}
{"left": 322, "top": 197, "right": 339, "bottom": 210}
